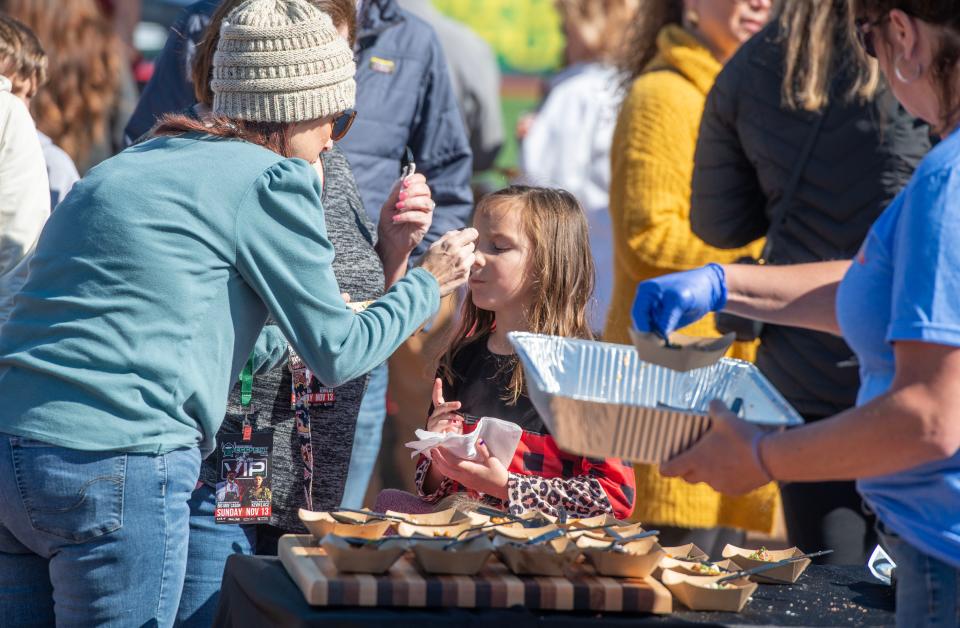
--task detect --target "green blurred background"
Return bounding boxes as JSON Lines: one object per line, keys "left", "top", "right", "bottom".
{"left": 433, "top": 0, "right": 565, "bottom": 183}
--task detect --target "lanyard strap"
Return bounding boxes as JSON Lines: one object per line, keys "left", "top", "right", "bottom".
{"left": 239, "top": 355, "right": 254, "bottom": 408}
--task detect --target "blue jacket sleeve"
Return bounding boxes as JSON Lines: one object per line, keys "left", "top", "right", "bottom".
{"left": 124, "top": 4, "right": 214, "bottom": 144}
{"left": 409, "top": 34, "right": 474, "bottom": 257}
{"left": 234, "top": 159, "right": 440, "bottom": 387}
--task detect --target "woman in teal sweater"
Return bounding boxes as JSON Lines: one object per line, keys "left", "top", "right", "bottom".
{"left": 0, "top": 1, "right": 476, "bottom": 625}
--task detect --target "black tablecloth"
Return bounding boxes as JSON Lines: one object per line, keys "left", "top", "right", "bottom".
{"left": 213, "top": 555, "right": 895, "bottom": 627}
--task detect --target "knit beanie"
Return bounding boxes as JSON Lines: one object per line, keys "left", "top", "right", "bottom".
{"left": 211, "top": 0, "right": 356, "bottom": 123}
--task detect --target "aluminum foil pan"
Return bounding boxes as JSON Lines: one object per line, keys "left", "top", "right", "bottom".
{"left": 509, "top": 332, "right": 803, "bottom": 464}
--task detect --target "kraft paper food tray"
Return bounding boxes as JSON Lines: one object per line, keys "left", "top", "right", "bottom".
{"left": 508, "top": 333, "right": 803, "bottom": 464}
{"left": 410, "top": 535, "right": 494, "bottom": 576}
{"left": 298, "top": 509, "right": 393, "bottom": 540}
{"left": 660, "top": 570, "right": 757, "bottom": 612}
{"left": 722, "top": 545, "right": 812, "bottom": 584}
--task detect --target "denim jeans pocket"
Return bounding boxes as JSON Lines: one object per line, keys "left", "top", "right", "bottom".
{"left": 11, "top": 438, "right": 126, "bottom": 543}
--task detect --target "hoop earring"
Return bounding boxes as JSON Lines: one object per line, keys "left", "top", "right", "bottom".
{"left": 684, "top": 9, "right": 699, "bottom": 29}
{"left": 894, "top": 53, "right": 923, "bottom": 84}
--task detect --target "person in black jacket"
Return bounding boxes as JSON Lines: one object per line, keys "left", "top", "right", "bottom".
{"left": 690, "top": 0, "right": 930, "bottom": 564}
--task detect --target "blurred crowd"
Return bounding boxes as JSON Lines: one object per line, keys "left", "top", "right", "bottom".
{"left": 0, "top": 0, "right": 958, "bottom": 626}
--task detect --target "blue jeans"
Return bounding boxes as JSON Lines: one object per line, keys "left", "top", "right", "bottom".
{"left": 176, "top": 484, "right": 257, "bottom": 627}
{"left": 880, "top": 524, "right": 960, "bottom": 627}
{"left": 340, "top": 362, "right": 388, "bottom": 509}
{"left": 0, "top": 434, "right": 200, "bottom": 627}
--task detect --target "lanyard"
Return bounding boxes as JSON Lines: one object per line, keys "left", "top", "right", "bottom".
{"left": 239, "top": 355, "right": 254, "bottom": 440}
{"left": 239, "top": 355, "right": 254, "bottom": 407}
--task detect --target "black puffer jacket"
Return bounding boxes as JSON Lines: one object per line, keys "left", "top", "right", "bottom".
{"left": 690, "top": 20, "right": 930, "bottom": 418}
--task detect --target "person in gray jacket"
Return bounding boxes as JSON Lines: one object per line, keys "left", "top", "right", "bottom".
{"left": 690, "top": 0, "right": 930, "bottom": 564}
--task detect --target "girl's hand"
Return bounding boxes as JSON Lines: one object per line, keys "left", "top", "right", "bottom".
{"left": 377, "top": 174, "right": 434, "bottom": 260}
{"left": 431, "top": 440, "right": 509, "bottom": 500}
{"left": 419, "top": 228, "right": 479, "bottom": 296}
{"left": 660, "top": 400, "right": 770, "bottom": 495}
{"left": 426, "top": 378, "right": 463, "bottom": 434}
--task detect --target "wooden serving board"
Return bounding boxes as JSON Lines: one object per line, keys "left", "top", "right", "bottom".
{"left": 279, "top": 535, "right": 671, "bottom": 614}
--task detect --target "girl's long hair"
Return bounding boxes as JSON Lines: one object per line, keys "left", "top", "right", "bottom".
{"left": 1, "top": 0, "right": 121, "bottom": 169}
{"left": 778, "top": 0, "right": 880, "bottom": 111}
{"left": 437, "top": 186, "right": 595, "bottom": 404}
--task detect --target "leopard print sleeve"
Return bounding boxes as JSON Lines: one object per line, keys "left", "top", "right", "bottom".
{"left": 505, "top": 472, "right": 614, "bottom": 518}
{"left": 414, "top": 456, "right": 458, "bottom": 503}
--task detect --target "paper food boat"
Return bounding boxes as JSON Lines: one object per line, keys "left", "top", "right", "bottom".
{"left": 576, "top": 535, "right": 665, "bottom": 579}
{"left": 493, "top": 535, "right": 580, "bottom": 577}
{"left": 722, "top": 545, "right": 812, "bottom": 584}
{"left": 509, "top": 333, "right": 802, "bottom": 463}
{"left": 385, "top": 508, "right": 469, "bottom": 526}
{"left": 661, "top": 570, "right": 757, "bottom": 612}
{"left": 320, "top": 534, "right": 408, "bottom": 574}
{"left": 492, "top": 523, "right": 559, "bottom": 541}
{"left": 298, "top": 509, "right": 393, "bottom": 541}
{"left": 655, "top": 543, "right": 711, "bottom": 578}
{"left": 396, "top": 520, "right": 473, "bottom": 539}
{"left": 410, "top": 535, "right": 494, "bottom": 575}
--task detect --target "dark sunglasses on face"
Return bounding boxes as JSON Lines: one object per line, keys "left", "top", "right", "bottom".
{"left": 855, "top": 15, "right": 889, "bottom": 59}
{"left": 331, "top": 109, "right": 357, "bottom": 141}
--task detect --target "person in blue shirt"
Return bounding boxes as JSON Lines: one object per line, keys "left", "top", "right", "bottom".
{"left": 126, "top": 0, "right": 475, "bottom": 509}
{"left": 632, "top": 3, "right": 960, "bottom": 625}
{"left": 0, "top": 2, "right": 477, "bottom": 625}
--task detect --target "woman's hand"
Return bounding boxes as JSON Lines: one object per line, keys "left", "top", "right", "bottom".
{"left": 632, "top": 263, "right": 727, "bottom": 337}
{"left": 431, "top": 440, "right": 509, "bottom": 500}
{"left": 419, "top": 228, "right": 479, "bottom": 296}
{"left": 660, "top": 400, "right": 771, "bottom": 495}
{"left": 377, "top": 174, "right": 434, "bottom": 260}
{"left": 426, "top": 378, "right": 463, "bottom": 434}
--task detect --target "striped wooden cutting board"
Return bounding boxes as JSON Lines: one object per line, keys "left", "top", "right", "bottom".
{"left": 279, "top": 535, "right": 672, "bottom": 614}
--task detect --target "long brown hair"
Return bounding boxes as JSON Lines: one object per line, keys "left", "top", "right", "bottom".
{"left": 555, "top": 0, "right": 641, "bottom": 64}
{"left": 778, "top": 0, "right": 880, "bottom": 111}
{"left": 152, "top": 113, "right": 294, "bottom": 157}
{"left": 618, "top": 0, "right": 682, "bottom": 87}
{"left": 852, "top": 0, "right": 960, "bottom": 133}
{"left": 1, "top": 0, "right": 121, "bottom": 169}
{"left": 437, "top": 186, "right": 595, "bottom": 404}
{"left": 192, "top": 0, "right": 357, "bottom": 107}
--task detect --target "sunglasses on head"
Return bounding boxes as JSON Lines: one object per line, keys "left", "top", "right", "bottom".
{"left": 331, "top": 109, "right": 356, "bottom": 141}
{"left": 854, "top": 15, "right": 889, "bottom": 59}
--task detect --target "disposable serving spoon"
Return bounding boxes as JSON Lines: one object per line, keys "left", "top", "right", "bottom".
{"left": 715, "top": 549, "right": 835, "bottom": 584}
{"left": 603, "top": 529, "right": 660, "bottom": 551}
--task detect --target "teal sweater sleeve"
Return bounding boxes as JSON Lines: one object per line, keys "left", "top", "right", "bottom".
{"left": 234, "top": 158, "right": 440, "bottom": 387}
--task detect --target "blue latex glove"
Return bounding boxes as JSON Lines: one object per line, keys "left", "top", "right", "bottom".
{"left": 631, "top": 263, "right": 728, "bottom": 337}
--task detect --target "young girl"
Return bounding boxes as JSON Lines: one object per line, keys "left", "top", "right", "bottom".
{"left": 411, "top": 186, "right": 636, "bottom": 519}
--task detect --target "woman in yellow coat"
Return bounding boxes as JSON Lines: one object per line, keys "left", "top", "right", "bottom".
{"left": 604, "top": 0, "right": 775, "bottom": 553}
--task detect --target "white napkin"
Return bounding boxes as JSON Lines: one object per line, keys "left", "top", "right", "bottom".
{"left": 405, "top": 417, "right": 523, "bottom": 464}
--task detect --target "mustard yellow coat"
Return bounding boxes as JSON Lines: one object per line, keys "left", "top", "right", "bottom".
{"left": 603, "top": 25, "right": 778, "bottom": 534}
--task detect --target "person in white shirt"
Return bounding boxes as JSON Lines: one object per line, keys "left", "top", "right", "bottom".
{"left": 520, "top": 0, "right": 638, "bottom": 331}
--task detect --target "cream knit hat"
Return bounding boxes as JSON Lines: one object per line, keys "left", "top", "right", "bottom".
{"left": 211, "top": 0, "right": 356, "bottom": 123}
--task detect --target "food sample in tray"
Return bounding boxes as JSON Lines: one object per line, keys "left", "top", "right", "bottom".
{"left": 493, "top": 535, "right": 581, "bottom": 577}
{"left": 576, "top": 535, "right": 665, "bottom": 579}
{"left": 722, "top": 544, "right": 812, "bottom": 584}
{"left": 320, "top": 534, "right": 408, "bottom": 574}
{"left": 410, "top": 535, "right": 495, "bottom": 576}
{"left": 385, "top": 507, "right": 469, "bottom": 526}
{"left": 492, "top": 522, "right": 559, "bottom": 541}
{"left": 660, "top": 570, "right": 758, "bottom": 612}
{"left": 298, "top": 509, "right": 393, "bottom": 540}
{"left": 396, "top": 520, "right": 473, "bottom": 539}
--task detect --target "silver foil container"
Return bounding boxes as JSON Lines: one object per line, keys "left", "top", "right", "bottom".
{"left": 509, "top": 332, "right": 803, "bottom": 464}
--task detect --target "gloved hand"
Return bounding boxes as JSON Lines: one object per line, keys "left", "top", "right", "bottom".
{"left": 631, "top": 263, "right": 728, "bottom": 337}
